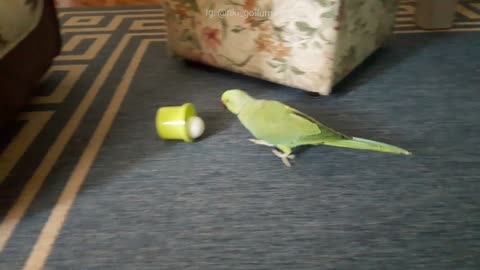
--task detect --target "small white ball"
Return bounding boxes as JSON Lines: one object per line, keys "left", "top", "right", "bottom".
{"left": 187, "top": 116, "right": 205, "bottom": 139}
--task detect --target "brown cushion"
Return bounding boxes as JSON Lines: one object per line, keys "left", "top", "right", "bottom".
{"left": 0, "top": 0, "right": 61, "bottom": 126}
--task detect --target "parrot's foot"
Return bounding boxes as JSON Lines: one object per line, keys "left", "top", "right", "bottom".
{"left": 249, "top": 139, "right": 274, "bottom": 147}
{"left": 272, "top": 149, "right": 295, "bottom": 167}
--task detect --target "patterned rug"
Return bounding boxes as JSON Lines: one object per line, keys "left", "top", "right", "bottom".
{"left": 1, "top": 2, "right": 480, "bottom": 269}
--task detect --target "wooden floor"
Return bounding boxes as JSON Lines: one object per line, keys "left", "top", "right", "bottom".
{"left": 55, "top": 0, "right": 163, "bottom": 7}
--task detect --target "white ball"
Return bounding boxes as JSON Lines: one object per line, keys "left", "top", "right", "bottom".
{"left": 187, "top": 116, "right": 205, "bottom": 139}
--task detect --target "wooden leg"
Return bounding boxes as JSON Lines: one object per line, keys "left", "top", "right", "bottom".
{"left": 415, "top": 0, "right": 459, "bottom": 29}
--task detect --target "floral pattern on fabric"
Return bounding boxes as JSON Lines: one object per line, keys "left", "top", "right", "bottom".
{"left": 165, "top": 0, "right": 397, "bottom": 95}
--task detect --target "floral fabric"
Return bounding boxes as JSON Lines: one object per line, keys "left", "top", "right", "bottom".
{"left": 0, "top": 0, "right": 44, "bottom": 59}
{"left": 165, "top": 0, "right": 397, "bottom": 95}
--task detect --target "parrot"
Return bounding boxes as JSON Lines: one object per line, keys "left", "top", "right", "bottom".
{"left": 220, "top": 89, "right": 411, "bottom": 167}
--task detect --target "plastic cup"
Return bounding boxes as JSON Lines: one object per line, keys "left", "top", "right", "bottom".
{"left": 156, "top": 103, "right": 205, "bottom": 142}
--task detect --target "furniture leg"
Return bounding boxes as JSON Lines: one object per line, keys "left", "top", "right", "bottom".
{"left": 415, "top": 0, "right": 459, "bottom": 29}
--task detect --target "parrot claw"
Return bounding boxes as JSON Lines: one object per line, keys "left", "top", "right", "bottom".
{"left": 272, "top": 149, "right": 295, "bottom": 167}
{"left": 249, "top": 139, "right": 274, "bottom": 147}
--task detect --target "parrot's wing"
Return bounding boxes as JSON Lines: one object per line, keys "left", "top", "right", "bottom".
{"left": 285, "top": 105, "right": 352, "bottom": 141}
{"left": 238, "top": 100, "right": 350, "bottom": 146}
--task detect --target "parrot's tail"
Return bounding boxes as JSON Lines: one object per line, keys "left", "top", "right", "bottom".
{"left": 322, "top": 137, "right": 412, "bottom": 155}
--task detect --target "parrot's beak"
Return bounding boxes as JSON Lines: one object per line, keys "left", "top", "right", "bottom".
{"left": 221, "top": 101, "right": 226, "bottom": 109}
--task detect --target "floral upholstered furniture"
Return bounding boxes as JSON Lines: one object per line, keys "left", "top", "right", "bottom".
{"left": 165, "top": 0, "right": 398, "bottom": 95}
{"left": 0, "top": 0, "right": 61, "bottom": 126}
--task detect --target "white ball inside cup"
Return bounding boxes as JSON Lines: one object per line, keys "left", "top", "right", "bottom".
{"left": 187, "top": 116, "right": 205, "bottom": 139}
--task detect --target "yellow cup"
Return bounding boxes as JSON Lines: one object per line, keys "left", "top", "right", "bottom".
{"left": 155, "top": 103, "right": 204, "bottom": 142}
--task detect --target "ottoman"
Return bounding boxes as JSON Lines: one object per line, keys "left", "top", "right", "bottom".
{"left": 164, "top": 0, "right": 398, "bottom": 95}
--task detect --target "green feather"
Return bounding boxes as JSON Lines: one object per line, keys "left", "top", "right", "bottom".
{"left": 319, "top": 137, "right": 411, "bottom": 155}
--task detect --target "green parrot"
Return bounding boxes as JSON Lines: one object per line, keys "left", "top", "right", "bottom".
{"left": 221, "top": 89, "right": 411, "bottom": 167}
